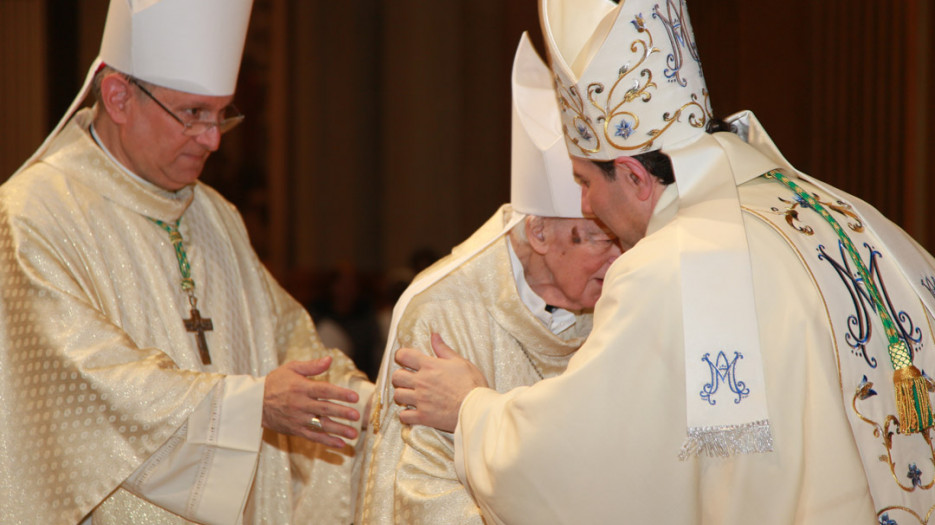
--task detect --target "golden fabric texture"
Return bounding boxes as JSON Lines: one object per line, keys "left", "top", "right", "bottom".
{"left": 0, "top": 109, "right": 369, "bottom": 524}
{"left": 354, "top": 207, "right": 592, "bottom": 524}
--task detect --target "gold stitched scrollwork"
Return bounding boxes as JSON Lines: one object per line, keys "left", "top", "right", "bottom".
{"left": 853, "top": 378, "right": 935, "bottom": 493}
{"left": 632, "top": 91, "right": 709, "bottom": 151}
{"left": 556, "top": 82, "right": 602, "bottom": 155}
{"left": 876, "top": 504, "right": 935, "bottom": 524}
{"left": 766, "top": 173, "right": 864, "bottom": 235}
{"left": 770, "top": 195, "right": 815, "bottom": 235}
{"left": 554, "top": 12, "right": 710, "bottom": 156}
{"left": 827, "top": 199, "right": 864, "bottom": 233}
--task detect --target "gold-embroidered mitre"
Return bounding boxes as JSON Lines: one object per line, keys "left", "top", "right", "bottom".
{"left": 540, "top": 0, "right": 712, "bottom": 160}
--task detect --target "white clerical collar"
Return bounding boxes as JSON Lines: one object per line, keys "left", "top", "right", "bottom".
{"left": 507, "top": 238, "right": 576, "bottom": 335}
{"left": 89, "top": 124, "right": 167, "bottom": 191}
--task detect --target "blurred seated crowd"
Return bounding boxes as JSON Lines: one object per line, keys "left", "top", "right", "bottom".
{"left": 287, "top": 248, "right": 440, "bottom": 381}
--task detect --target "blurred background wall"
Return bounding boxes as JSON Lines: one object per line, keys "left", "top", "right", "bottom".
{"left": 1, "top": 0, "right": 932, "bottom": 374}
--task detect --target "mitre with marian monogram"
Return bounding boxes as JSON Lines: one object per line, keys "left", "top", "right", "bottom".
{"left": 540, "top": 0, "right": 775, "bottom": 459}
{"left": 541, "top": 0, "right": 712, "bottom": 160}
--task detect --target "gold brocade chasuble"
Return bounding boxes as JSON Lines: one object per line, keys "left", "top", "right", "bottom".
{"left": 355, "top": 206, "right": 592, "bottom": 524}
{"left": 0, "top": 109, "right": 369, "bottom": 524}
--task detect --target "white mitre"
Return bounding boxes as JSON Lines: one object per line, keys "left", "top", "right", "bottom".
{"left": 510, "top": 32, "right": 581, "bottom": 219}
{"left": 16, "top": 0, "right": 254, "bottom": 174}
{"left": 542, "top": 0, "right": 711, "bottom": 159}
{"left": 371, "top": 33, "right": 579, "bottom": 431}
{"left": 540, "top": 0, "right": 775, "bottom": 459}
{"left": 100, "top": 0, "right": 253, "bottom": 96}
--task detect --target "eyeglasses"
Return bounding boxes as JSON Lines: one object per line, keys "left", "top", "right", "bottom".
{"left": 127, "top": 77, "right": 244, "bottom": 136}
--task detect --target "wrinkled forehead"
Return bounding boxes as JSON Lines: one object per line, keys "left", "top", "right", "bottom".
{"left": 553, "top": 216, "right": 615, "bottom": 239}
{"left": 578, "top": 218, "right": 615, "bottom": 239}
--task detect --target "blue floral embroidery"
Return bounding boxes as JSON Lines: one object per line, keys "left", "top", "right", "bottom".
{"left": 856, "top": 375, "right": 878, "bottom": 400}
{"left": 908, "top": 463, "right": 923, "bottom": 487}
{"left": 576, "top": 124, "right": 592, "bottom": 141}
{"left": 615, "top": 119, "right": 634, "bottom": 139}
{"left": 699, "top": 351, "right": 750, "bottom": 405}
{"left": 631, "top": 13, "right": 646, "bottom": 32}
{"left": 922, "top": 370, "right": 935, "bottom": 392}
{"left": 879, "top": 513, "right": 897, "bottom": 525}
{"left": 794, "top": 193, "right": 812, "bottom": 209}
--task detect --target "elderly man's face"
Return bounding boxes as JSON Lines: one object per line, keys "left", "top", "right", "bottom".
{"left": 121, "top": 83, "right": 234, "bottom": 191}
{"left": 541, "top": 217, "right": 621, "bottom": 310}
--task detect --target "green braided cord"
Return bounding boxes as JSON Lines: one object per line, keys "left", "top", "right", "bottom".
{"left": 767, "top": 170, "right": 911, "bottom": 370}
{"left": 148, "top": 217, "right": 195, "bottom": 292}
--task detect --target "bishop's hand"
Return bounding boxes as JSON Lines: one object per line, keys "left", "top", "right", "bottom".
{"left": 262, "top": 357, "right": 360, "bottom": 448}
{"left": 393, "top": 333, "right": 488, "bottom": 433}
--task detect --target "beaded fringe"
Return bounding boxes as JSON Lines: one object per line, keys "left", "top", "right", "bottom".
{"left": 678, "top": 420, "right": 773, "bottom": 460}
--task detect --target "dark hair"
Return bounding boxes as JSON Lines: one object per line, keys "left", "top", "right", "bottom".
{"left": 705, "top": 116, "right": 732, "bottom": 134}
{"left": 590, "top": 116, "right": 733, "bottom": 185}
{"left": 592, "top": 150, "right": 675, "bottom": 185}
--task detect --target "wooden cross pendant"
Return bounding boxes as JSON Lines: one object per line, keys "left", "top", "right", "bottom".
{"left": 184, "top": 307, "right": 214, "bottom": 365}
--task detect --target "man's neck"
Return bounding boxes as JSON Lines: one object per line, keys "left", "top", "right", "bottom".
{"left": 89, "top": 122, "right": 159, "bottom": 190}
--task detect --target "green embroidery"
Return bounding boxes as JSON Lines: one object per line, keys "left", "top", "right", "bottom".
{"left": 767, "top": 170, "right": 932, "bottom": 433}
{"left": 767, "top": 171, "right": 905, "bottom": 365}
{"left": 148, "top": 216, "right": 214, "bottom": 365}
{"left": 148, "top": 217, "right": 195, "bottom": 292}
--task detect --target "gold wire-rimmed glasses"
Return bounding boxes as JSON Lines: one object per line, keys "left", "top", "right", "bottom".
{"left": 127, "top": 76, "right": 244, "bottom": 136}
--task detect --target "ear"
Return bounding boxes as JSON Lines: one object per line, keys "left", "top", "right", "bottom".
{"left": 614, "top": 156, "right": 656, "bottom": 201}
{"left": 525, "top": 216, "right": 550, "bottom": 255}
{"left": 98, "top": 73, "right": 132, "bottom": 124}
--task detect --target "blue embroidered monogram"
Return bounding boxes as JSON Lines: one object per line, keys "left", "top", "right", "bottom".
{"left": 653, "top": 0, "right": 702, "bottom": 86}
{"left": 921, "top": 275, "right": 935, "bottom": 301}
{"left": 818, "top": 241, "right": 923, "bottom": 365}
{"left": 699, "top": 351, "right": 750, "bottom": 405}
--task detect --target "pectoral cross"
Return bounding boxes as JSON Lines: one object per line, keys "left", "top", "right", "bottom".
{"left": 184, "top": 307, "right": 214, "bottom": 365}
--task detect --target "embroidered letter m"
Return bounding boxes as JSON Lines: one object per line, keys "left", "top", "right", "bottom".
{"left": 699, "top": 351, "right": 750, "bottom": 405}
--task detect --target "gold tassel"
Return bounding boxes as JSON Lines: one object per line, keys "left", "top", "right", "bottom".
{"left": 894, "top": 365, "right": 934, "bottom": 434}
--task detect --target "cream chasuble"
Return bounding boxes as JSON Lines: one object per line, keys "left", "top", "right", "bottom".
{"left": 0, "top": 109, "right": 370, "bottom": 524}
{"left": 355, "top": 206, "right": 591, "bottom": 524}
{"left": 453, "top": 139, "right": 885, "bottom": 524}
{"left": 742, "top": 174, "right": 935, "bottom": 521}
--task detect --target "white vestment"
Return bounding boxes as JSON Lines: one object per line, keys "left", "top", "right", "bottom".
{"left": 451, "top": 132, "right": 935, "bottom": 523}
{"left": 355, "top": 206, "right": 591, "bottom": 524}
{"left": 0, "top": 108, "right": 371, "bottom": 524}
